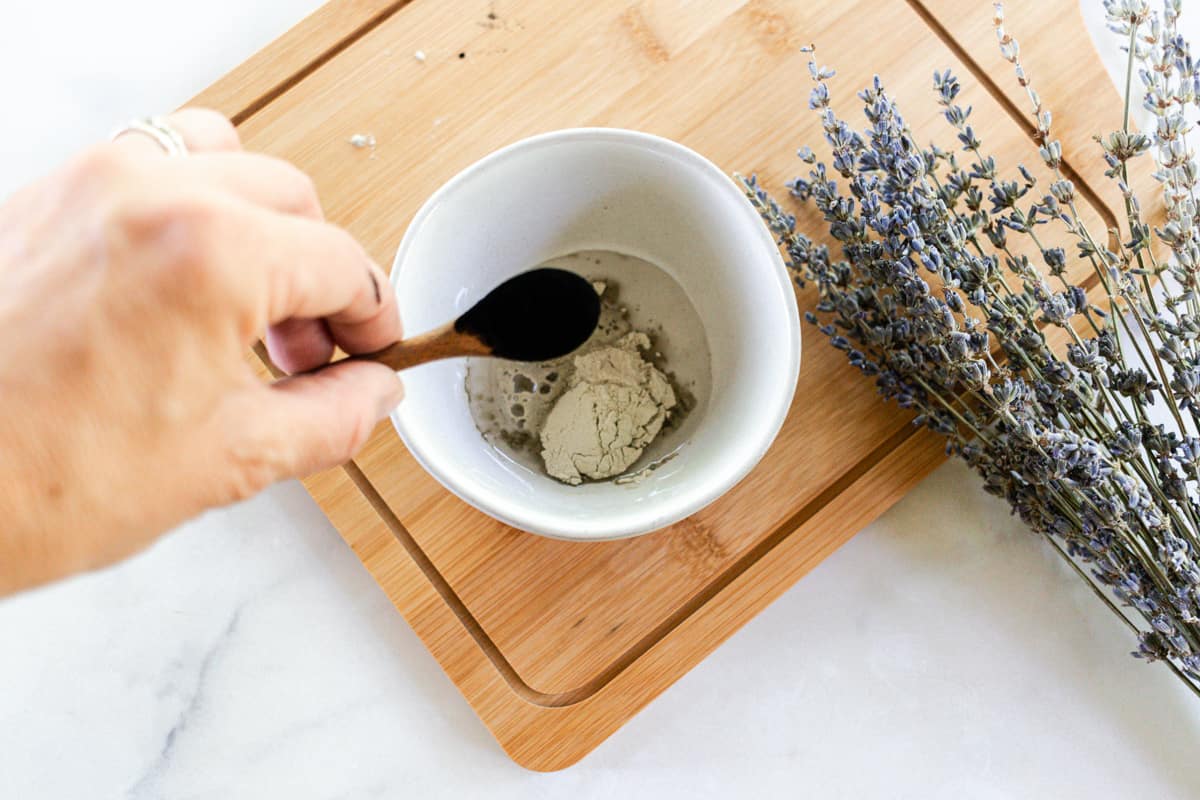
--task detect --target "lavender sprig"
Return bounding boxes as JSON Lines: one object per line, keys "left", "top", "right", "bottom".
{"left": 740, "top": 3, "right": 1200, "bottom": 697}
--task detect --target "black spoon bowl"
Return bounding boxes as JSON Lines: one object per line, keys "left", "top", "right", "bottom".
{"left": 349, "top": 267, "right": 602, "bottom": 371}
{"left": 454, "top": 267, "right": 602, "bottom": 362}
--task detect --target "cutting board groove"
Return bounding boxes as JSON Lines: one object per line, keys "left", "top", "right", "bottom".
{"left": 907, "top": 0, "right": 1117, "bottom": 231}
{"left": 204, "top": 0, "right": 1157, "bottom": 770}
{"left": 345, "top": 420, "right": 918, "bottom": 707}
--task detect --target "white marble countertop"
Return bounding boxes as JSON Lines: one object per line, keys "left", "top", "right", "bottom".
{"left": 2, "top": 2, "right": 1199, "bottom": 798}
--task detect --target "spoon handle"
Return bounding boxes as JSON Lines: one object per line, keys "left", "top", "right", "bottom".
{"left": 349, "top": 321, "right": 491, "bottom": 372}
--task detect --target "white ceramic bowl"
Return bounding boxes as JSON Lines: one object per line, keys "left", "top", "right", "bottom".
{"left": 390, "top": 128, "right": 799, "bottom": 540}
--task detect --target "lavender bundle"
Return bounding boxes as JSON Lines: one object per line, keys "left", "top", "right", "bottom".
{"left": 742, "top": 0, "right": 1200, "bottom": 697}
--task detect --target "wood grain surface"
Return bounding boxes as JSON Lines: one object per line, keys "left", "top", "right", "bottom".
{"left": 203, "top": 0, "right": 1157, "bottom": 770}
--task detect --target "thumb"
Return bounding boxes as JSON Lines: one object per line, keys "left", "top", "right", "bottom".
{"left": 256, "top": 360, "right": 403, "bottom": 478}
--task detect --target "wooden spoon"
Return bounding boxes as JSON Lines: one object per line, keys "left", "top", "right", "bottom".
{"left": 345, "top": 267, "right": 601, "bottom": 371}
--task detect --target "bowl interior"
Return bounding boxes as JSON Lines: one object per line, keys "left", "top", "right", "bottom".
{"left": 392, "top": 129, "right": 798, "bottom": 539}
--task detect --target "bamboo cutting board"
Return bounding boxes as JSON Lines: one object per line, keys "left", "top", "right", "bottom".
{"left": 195, "top": 0, "right": 1156, "bottom": 770}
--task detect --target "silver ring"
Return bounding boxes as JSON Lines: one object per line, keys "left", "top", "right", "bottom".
{"left": 110, "top": 117, "right": 189, "bottom": 156}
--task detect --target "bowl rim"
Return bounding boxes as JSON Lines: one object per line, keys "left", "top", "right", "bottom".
{"left": 389, "top": 127, "right": 801, "bottom": 541}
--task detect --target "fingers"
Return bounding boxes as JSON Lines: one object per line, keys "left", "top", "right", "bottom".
{"left": 108, "top": 110, "right": 399, "bottom": 375}
{"left": 178, "top": 153, "right": 324, "bottom": 220}
{"left": 223, "top": 203, "right": 402, "bottom": 370}
{"left": 168, "top": 108, "right": 243, "bottom": 152}
{"left": 112, "top": 108, "right": 241, "bottom": 157}
{"left": 324, "top": 267, "right": 402, "bottom": 359}
{"left": 265, "top": 318, "right": 334, "bottom": 374}
{"left": 111, "top": 108, "right": 318, "bottom": 219}
{"left": 243, "top": 361, "right": 404, "bottom": 482}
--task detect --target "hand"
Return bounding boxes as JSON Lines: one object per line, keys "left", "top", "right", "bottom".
{"left": 0, "top": 110, "right": 404, "bottom": 595}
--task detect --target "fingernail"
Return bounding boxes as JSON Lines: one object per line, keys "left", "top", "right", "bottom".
{"left": 376, "top": 375, "right": 405, "bottom": 420}
{"left": 367, "top": 267, "right": 382, "bottom": 305}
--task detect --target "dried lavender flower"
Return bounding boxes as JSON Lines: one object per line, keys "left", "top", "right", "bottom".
{"left": 740, "top": 4, "right": 1200, "bottom": 698}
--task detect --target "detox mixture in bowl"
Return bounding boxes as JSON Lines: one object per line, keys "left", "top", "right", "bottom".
{"left": 465, "top": 250, "right": 711, "bottom": 485}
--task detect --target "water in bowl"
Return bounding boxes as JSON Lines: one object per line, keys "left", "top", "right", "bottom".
{"left": 465, "top": 249, "right": 712, "bottom": 483}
